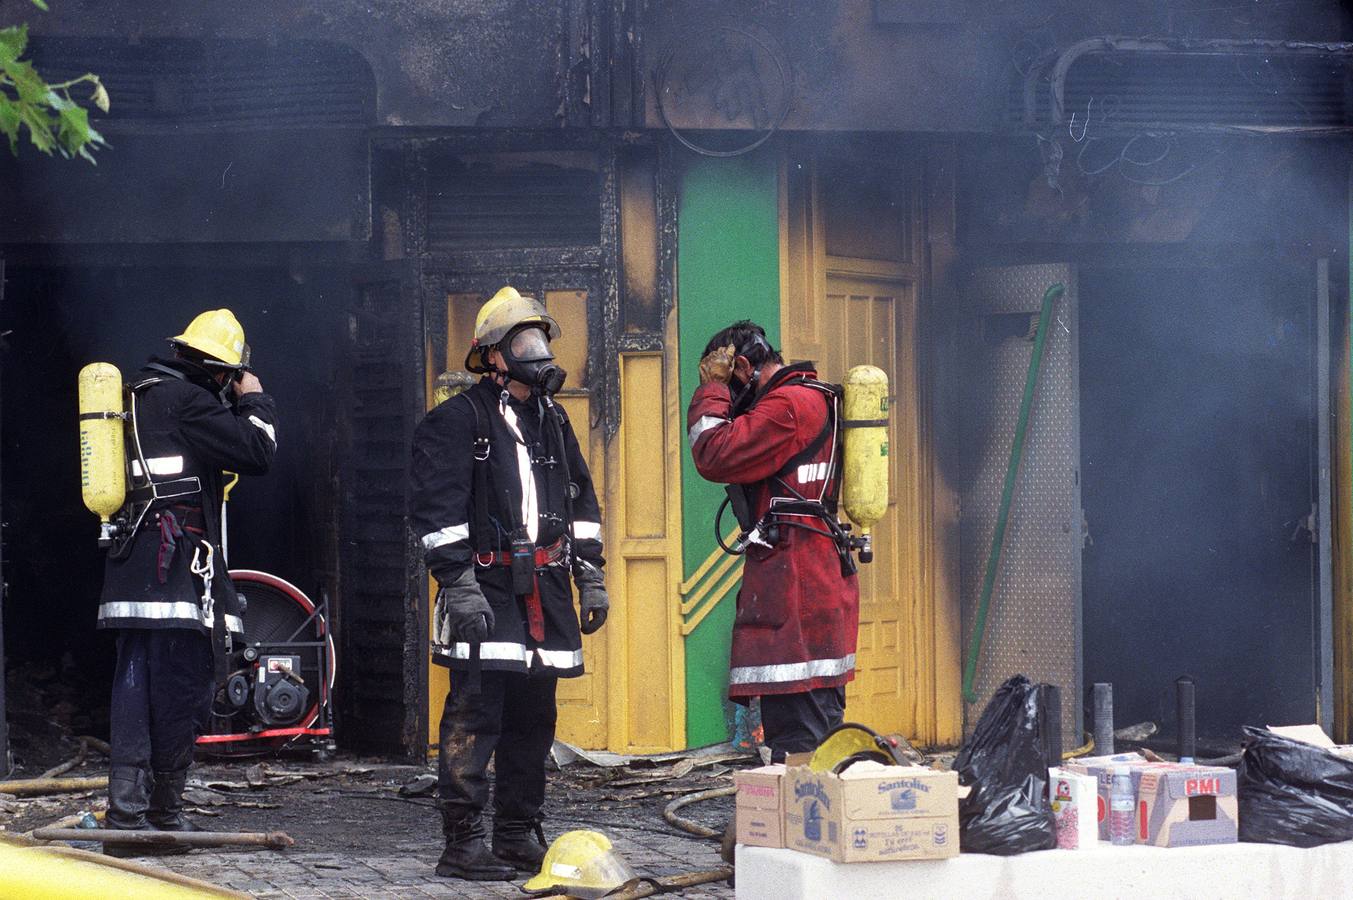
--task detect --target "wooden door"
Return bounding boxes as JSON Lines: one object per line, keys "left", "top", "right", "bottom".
{"left": 780, "top": 148, "right": 939, "bottom": 738}
{"left": 819, "top": 271, "right": 923, "bottom": 733}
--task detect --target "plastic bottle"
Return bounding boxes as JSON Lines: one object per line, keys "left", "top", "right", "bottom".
{"left": 1108, "top": 766, "right": 1135, "bottom": 846}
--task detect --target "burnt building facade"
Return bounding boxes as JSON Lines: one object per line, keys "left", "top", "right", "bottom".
{"left": 2, "top": 0, "right": 1351, "bottom": 762}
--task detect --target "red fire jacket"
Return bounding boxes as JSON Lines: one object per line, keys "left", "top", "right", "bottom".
{"left": 687, "top": 363, "right": 860, "bottom": 698}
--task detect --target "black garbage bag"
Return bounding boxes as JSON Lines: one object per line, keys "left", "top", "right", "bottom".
{"left": 1237, "top": 725, "right": 1353, "bottom": 847}
{"left": 953, "top": 674, "right": 1057, "bottom": 855}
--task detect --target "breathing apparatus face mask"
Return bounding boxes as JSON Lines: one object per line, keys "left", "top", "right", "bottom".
{"left": 728, "top": 332, "right": 773, "bottom": 417}
{"left": 500, "top": 325, "right": 567, "bottom": 396}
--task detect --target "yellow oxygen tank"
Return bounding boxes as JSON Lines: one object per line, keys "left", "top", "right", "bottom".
{"left": 78, "top": 362, "right": 127, "bottom": 547}
{"left": 842, "top": 365, "right": 890, "bottom": 564}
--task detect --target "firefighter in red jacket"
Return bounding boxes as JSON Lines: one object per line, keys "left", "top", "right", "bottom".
{"left": 687, "top": 320, "right": 860, "bottom": 761}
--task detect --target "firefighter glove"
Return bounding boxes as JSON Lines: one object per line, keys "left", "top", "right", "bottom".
{"left": 699, "top": 344, "right": 737, "bottom": 385}
{"left": 434, "top": 567, "right": 495, "bottom": 644}
{"left": 574, "top": 564, "right": 609, "bottom": 635}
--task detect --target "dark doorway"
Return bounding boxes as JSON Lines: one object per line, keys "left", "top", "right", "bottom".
{"left": 0, "top": 261, "right": 339, "bottom": 759}
{"left": 1080, "top": 260, "right": 1320, "bottom": 744}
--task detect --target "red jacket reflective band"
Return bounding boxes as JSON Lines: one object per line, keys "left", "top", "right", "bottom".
{"left": 687, "top": 364, "right": 860, "bottom": 697}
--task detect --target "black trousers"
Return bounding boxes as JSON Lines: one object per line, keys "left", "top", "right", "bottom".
{"left": 109, "top": 629, "right": 214, "bottom": 773}
{"left": 759, "top": 686, "right": 846, "bottom": 763}
{"left": 438, "top": 668, "right": 558, "bottom": 827}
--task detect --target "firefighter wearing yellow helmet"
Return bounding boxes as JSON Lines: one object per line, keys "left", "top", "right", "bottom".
{"left": 410, "top": 287, "right": 609, "bottom": 881}
{"left": 92, "top": 309, "right": 277, "bottom": 857}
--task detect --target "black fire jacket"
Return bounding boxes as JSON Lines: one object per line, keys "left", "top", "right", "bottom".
{"left": 409, "top": 377, "right": 604, "bottom": 677}
{"left": 96, "top": 357, "right": 278, "bottom": 640}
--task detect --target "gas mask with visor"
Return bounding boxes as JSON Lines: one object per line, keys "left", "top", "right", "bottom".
{"left": 729, "top": 331, "right": 774, "bottom": 417}
{"left": 498, "top": 324, "right": 567, "bottom": 396}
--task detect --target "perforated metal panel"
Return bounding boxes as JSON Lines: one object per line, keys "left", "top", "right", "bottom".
{"left": 960, "top": 264, "right": 1082, "bottom": 748}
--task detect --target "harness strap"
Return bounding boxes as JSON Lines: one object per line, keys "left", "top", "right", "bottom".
{"left": 770, "top": 377, "right": 845, "bottom": 513}
{"left": 126, "top": 477, "right": 203, "bottom": 505}
{"left": 465, "top": 390, "right": 496, "bottom": 555}
{"left": 524, "top": 576, "right": 546, "bottom": 643}
{"left": 142, "top": 362, "right": 188, "bottom": 383}
{"left": 474, "top": 537, "right": 568, "bottom": 569}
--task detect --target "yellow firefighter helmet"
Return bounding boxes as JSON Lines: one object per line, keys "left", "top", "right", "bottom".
{"left": 809, "top": 723, "right": 910, "bottom": 774}
{"left": 464, "top": 286, "right": 560, "bottom": 373}
{"left": 523, "top": 830, "right": 638, "bottom": 899}
{"left": 170, "top": 309, "right": 247, "bottom": 367}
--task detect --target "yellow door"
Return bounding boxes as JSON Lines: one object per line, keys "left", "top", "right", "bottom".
{"left": 425, "top": 288, "right": 608, "bottom": 750}
{"left": 780, "top": 147, "right": 955, "bottom": 742}
{"left": 784, "top": 272, "right": 922, "bottom": 734}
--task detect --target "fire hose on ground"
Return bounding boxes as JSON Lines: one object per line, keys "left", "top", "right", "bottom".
{"left": 662, "top": 785, "right": 735, "bottom": 839}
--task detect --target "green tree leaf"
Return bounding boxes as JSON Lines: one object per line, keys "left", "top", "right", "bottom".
{"left": 0, "top": 24, "right": 29, "bottom": 66}
{"left": 0, "top": 97, "right": 21, "bottom": 154}
{"left": 17, "top": 100, "right": 54, "bottom": 152}
{"left": 29, "top": 0, "right": 50, "bottom": 11}
{"left": 1, "top": 17, "right": 106, "bottom": 163}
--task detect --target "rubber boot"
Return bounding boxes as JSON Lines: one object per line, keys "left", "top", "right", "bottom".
{"left": 142, "top": 769, "right": 196, "bottom": 855}
{"left": 492, "top": 818, "right": 548, "bottom": 872}
{"left": 104, "top": 765, "right": 153, "bottom": 858}
{"left": 436, "top": 812, "right": 516, "bottom": 881}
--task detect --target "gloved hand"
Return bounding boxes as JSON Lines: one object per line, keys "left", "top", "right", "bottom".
{"left": 574, "top": 563, "right": 609, "bottom": 635}
{"left": 433, "top": 567, "right": 495, "bottom": 644}
{"left": 699, "top": 344, "right": 737, "bottom": 385}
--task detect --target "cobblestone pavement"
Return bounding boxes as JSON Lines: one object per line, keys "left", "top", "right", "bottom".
{"left": 144, "top": 819, "right": 733, "bottom": 899}
{"left": 12, "top": 756, "right": 738, "bottom": 900}
{"left": 6, "top": 745, "right": 740, "bottom": 899}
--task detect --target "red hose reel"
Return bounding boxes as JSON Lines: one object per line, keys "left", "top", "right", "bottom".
{"left": 195, "top": 570, "right": 336, "bottom": 757}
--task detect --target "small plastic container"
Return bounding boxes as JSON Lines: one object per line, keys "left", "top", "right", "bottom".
{"left": 71, "top": 810, "right": 101, "bottom": 851}
{"left": 1108, "top": 765, "right": 1135, "bottom": 846}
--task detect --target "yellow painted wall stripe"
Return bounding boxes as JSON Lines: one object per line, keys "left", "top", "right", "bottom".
{"left": 679, "top": 550, "right": 741, "bottom": 615}
{"left": 679, "top": 524, "right": 742, "bottom": 594}
{"left": 681, "top": 562, "right": 743, "bottom": 636}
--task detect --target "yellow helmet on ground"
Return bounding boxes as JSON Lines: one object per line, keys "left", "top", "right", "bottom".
{"left": 464, "top": 286, "right": 560, "bottom": 373}
{"left": 809, "top": 722, "right": 910, "bottom": 773}
{"left": 523, "top": 830, "right": 638, "bottom": 899}
{"left": 170, "top": 309, "right": 247, "bottom": 367}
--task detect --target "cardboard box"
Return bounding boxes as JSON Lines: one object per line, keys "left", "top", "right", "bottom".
{"left": 1048, "top": 767, "right": 1098, "bottom": 849}
{"left": 734, "top": 765, "right": 786, "bottom": 849}
{"left": 1267, "top": 723, "right": 1353, "bottom": 760}
{"left": 782, "top": 762, "right": 959, "bottom": 863}
{"left": 1136, "top": 766, "right": 1237, "bottom": 847}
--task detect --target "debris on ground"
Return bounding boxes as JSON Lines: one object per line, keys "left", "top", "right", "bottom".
{"left": 398, "top": 773, "right": 438, "bottom": 797}
{"left": 1113, "top": 721, "right": 1159, "bottom": 742}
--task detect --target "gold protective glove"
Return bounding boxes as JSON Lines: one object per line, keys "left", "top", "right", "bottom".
{"left": 699, "top": 344, "right": 737, "bottom": 385}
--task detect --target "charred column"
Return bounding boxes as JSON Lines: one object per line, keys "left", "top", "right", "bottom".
{"left": 1176, "top": 676, "right": 1196, "bottom": 763}
{"left": 1093, "top": 682, "right": 1114, "bottom": 756}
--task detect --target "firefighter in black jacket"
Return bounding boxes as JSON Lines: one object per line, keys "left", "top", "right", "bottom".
{"left": 96, "top": 309, "right": 277, "bottom": 856}
{"left": 410, "top": 287, "right": 609, "bottom": 882}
